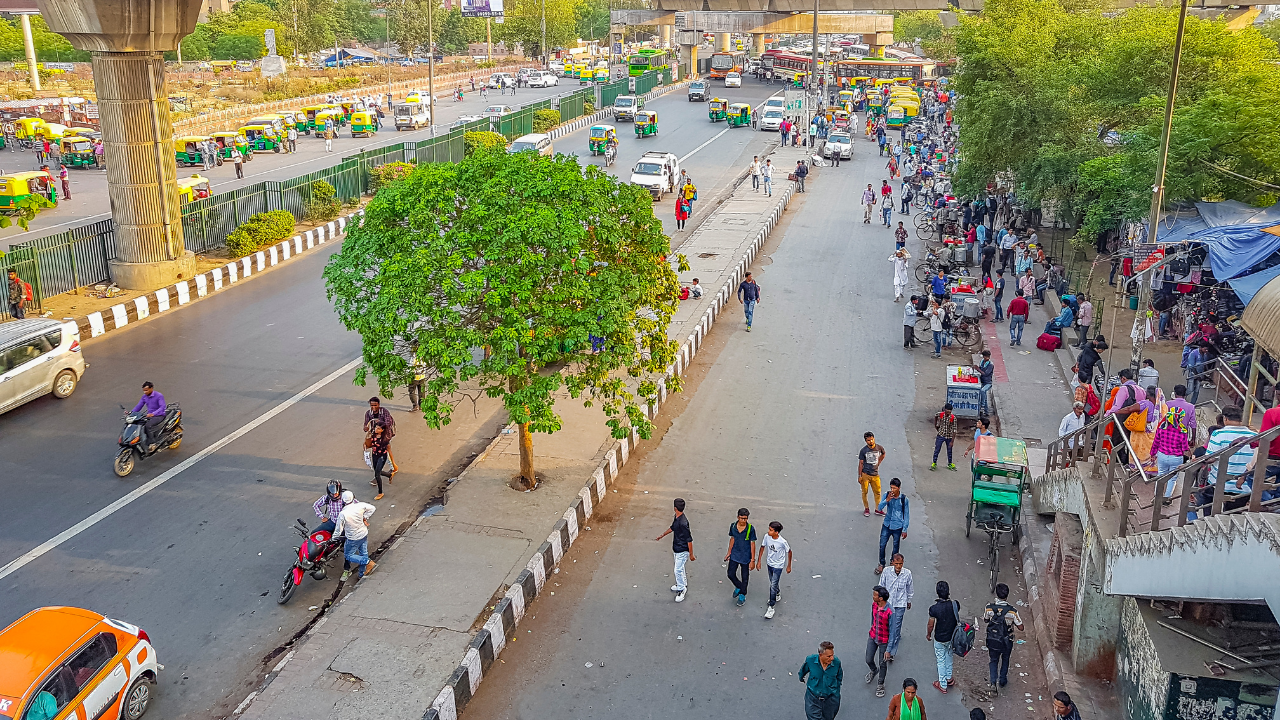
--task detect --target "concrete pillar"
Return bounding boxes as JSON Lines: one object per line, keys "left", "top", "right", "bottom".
{"left": 660, "top": 25, "right": 671, "bottom": 48}
{"left": 19, "top": 14, "right": 40, "bottom": 92}
{"left": 717, "top": 33, "right": 731, "bottom": 52}
{"left": 687, "top": 44, "right": 698, "bottom": 77}
{"left": 752, "top": 33, "right": 766, "bottom": 57}
{"left": 1070, "top": 524, "right": 1122, "bottom": 678}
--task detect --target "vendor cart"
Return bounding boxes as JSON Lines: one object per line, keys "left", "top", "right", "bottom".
{"left": 946, "top": 365, "right": 982, "bottom": 418}
{"left": 967, "top": 435, "right": 1028, "bottom": 590}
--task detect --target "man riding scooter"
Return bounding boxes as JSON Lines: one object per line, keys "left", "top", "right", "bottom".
{"left": 133, "top": 382, "right": 166, "bottom": 452}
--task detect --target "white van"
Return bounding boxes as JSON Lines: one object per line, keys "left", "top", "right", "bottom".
{"left": 509, "top": 133, "right": 554, "bottom": 156}
{"left": 393, "top": 103, "right": 430, "bottom": 131}
{"left": 0, "top": 318, "right": 86, "bottom": 415}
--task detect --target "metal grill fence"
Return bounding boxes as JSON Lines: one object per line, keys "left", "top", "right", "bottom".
{"left": 1, "top": 89, "right": 596, "bottom": 320}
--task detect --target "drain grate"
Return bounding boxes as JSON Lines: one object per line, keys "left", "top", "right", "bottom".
{"left": 698, "top": 252, "right": 718, "bottom": 258}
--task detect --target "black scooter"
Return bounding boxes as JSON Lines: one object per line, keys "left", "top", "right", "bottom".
{"left": 114, "top": 403, "right": 183, "bottom": 477}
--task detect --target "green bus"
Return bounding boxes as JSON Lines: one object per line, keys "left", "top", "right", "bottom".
{"left": 628, "top": 48, "right": 671, "bottom": 77}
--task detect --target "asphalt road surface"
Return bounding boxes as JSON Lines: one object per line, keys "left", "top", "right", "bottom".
{"left": 0, "top": 73, "right": 802, "bottom": 720}
{"left": 462, "top": 127, "right": 980, "bottom": 719}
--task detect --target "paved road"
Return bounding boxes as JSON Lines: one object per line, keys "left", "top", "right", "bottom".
{"left": 463, "top": 132, "right": 979, "bottom": 719}
{"left": 0, "top": 80, "right": 574, "bottom": 249}
{"left": 0, "top": 74, "right": 799, "bottom": 720}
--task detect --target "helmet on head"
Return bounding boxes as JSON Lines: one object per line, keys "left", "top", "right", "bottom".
{"left": 326, "top": 480, "right": 344, "bottom": 500}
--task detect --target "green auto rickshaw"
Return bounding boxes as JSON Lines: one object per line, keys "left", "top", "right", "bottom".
{"left": 727, "top": 103, "right": 751, "bottom": 128}
{"left": 240, "top": 124, "right": 283, "bottom": 153}
{"left": 350, "top": 110, "right": 378, "bottom": 137}
{"left": 174, "top": 136, "right": 213, "bottom": 167}
{"left": 634, "top": 110, "right": 658, "bottom": 137}
{"left": 589, "top": 124, "right": 617, "bottom": 155}
{"left": 708, "top": 98, "right": 728, "bottom": 123}
{"left": 59, "top": 136, "right": 97, "bottom": 168}
{"left": 212, "top": 131, "right": 252, "bottom": 161}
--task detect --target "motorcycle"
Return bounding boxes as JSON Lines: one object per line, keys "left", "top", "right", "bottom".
{"left": 114, "top": 403, "right": 183, "bottom": 477}
{"left": 604, "top": 143, "right": 617, "bottom": 167}
{"left": 278, "top": 518, "right": 345, "bottom": 605}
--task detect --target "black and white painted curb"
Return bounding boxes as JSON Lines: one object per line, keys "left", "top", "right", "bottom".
{"left": 420, "top": 177, "right": 795, "bottom": 720}
{"left": 78, "top": 210, "right": 366, "bottom": 340}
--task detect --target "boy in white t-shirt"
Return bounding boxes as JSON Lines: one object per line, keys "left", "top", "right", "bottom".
{"left": 756, "top": 521, "right": 792, "bottom": 619}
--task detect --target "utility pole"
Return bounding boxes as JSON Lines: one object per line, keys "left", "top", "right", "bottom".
{"left": 427, "top": 0, "right": 435, "bottom": 134}
{"left": 1131, "top": 0, "right": 1188, "bottom": 372}
{"left": 541, "top": 0, "right": 546, "bottom": 68}
{"left": 809, "top": 0, "right": 818, "bottom": 130}
{"left": 487, "top": 17, "right": 492, "bottom": 64}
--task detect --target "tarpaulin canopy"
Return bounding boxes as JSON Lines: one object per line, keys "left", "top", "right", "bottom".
{"left": 1153, "top": 200, "right": 1280, "bottom": 245}
{"left": 1228, "top": 263, "right": 1280, "bottom": 305}
{"left": 1188, "top": 222, "right": 1280, "bottom": 281}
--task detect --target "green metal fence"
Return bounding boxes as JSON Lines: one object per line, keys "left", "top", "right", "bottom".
{"left": 600, "top": 78, "right": 629, "bottom": 109}
{"left": 1, "top": 89, "right": 605, "bottom": 318}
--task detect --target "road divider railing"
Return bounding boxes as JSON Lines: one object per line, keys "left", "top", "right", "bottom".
{"left": 0, "top": 70, "right": 673, "bottom": 321}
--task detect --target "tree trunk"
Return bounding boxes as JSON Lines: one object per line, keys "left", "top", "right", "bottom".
{"left": 518, "top": 421, "right": 536, "bottom": 488}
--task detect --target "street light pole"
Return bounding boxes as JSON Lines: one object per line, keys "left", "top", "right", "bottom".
{"left": 428, "top": 0, "right": 436, "bottom": 135}
{"left": 541, "top": 0, "right": 546, "bottom": 68}
{"left": 1131, "top": 0, "right": 1188, "bottom": 372}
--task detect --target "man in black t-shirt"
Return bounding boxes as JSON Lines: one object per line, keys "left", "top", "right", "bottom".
{"left": 858, "top": 431, "right": 887, "bottom": 518}
{"left": 655, "top": 498, "right": 696, "bottom": 603}
{"left": 926, "top": 580, "right": 959, "bottom": 693}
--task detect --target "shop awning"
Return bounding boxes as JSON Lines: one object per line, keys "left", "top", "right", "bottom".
{"left": 1228, "top": 263, "right": 1280, "bottom": 305}
{"left": 1241, "top": 272, "right": 1280, "bottom": 358}
{"left": 1188, "top": 222, "right": 1280, "bottom": 281}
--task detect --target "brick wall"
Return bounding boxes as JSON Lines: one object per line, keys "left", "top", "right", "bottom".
{"left": 1046, "top": 512, "right": 1083, "bottom": 651}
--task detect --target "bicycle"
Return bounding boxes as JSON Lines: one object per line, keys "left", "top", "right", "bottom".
{"left": 976, "top": 512, "right": 1014, "bottom": 592}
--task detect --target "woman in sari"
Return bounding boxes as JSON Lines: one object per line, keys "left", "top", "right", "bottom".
{"left": 1130, "top": 385, "right": 1166, "bottom": 472}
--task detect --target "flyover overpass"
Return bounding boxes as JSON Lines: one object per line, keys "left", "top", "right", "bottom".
{"left": 612, "top": 10, "right": 895, "bottom": 56}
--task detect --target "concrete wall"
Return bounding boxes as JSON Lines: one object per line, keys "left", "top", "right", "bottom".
{"left": 1046, "top": 512, "right": 1083, "bottom": 651}
{"left": 1118, "top": 598, "right": 1170, "bottom": 720}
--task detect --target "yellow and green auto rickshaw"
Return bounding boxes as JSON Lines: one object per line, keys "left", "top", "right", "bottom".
{"left": 634, "top": 110, "right": 658, "bottom": 137}
{"left": 832, "top": 109, "right": 851, "bottom": 131}
{"left": 300, "top": 104, "right": 338, "bottom": 134}
{"left": 314, "top": 109, "right": 344, "bottom": 135}
{"left": 838, "top": 90, "right": 855, "bottom": 109}
{"left": 340, "top": 102, "right": 358, "bottom": 122}
{"left": 174, "top": 136, "right": 212, "bottom": 167}
{"left": 886, "top": 104, "right": 907, "bottom": 127}
{"left": 14, "top": 117, "right": 44, "bottom": 147}
{"left": 247, "top": 114, "right": 286, "bottom": 134}
{"left": 727, "top": 103, "right": 752, "bottom": 128}
{"left": 349, "top": 110, "right": 378, "bottom": 137}
{"left": 59, "top": 136, "right": 97, "bottom": 168}
{"left": 176, "top": 174, "right": 211, "bottom": 204}
{"left": 211, "top": 131, "right": 252, "bottom": 161}
{"left": 67, "top": 126, "right": 100, "bottom": 141}
{"left": 240, "top": 124, "right": 283, "bottom": 152}
{"left": 708, "top": 98, "right": 728, "bottom": 123}
{"left": 38, "top": 123, "right": 69, "bottom": 141}
{"left": 579, "top": 65, "right": 596, "bottom": 84}
{"left": 0, "top": 170, "right": 56, "bottom": 209}
{"left": 867, "top": 91, "right": 884, "bottom": 117}
{"left": 589, "top": 124, "right": 617, "bottom": 155}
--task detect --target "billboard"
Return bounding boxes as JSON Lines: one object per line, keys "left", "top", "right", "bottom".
{"left": 461, "top": 0, "right": 503, "bottom": 18}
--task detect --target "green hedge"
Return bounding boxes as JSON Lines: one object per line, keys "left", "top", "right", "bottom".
{"left": 532, "top": 109, "right": 561, "bottom": 133}
{"left": 226, "top": 209, "right": 296, "bottom": 258}
{"left": 369, "top": 161, "right": 415, "bottom": 192}
{"left": 464, "top": 130, "right": 507, "bottom": 156}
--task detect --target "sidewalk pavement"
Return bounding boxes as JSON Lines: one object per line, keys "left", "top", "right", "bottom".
{"left": 238, "top": 151, "right": 798, "bottom": 720}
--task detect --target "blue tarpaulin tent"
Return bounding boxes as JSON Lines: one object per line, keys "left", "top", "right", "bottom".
{"left": 1187, "top": 223, "right": 1280, "bottom": 281}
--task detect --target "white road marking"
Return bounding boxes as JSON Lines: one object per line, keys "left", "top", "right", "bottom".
{"left": 0, "top": 356, "right": 364, "bottom": 581}
{"left": 680, "top": 127, "right": 731, "bottom": 164}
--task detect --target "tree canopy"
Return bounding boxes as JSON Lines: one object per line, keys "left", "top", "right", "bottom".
{"left": 951, "top": 0, "right": 1280, "bottom": 240}
{"left": 0, "top": 15, "right": 90, "bottom": 62}
{"left": 323, "top": 149, "right": 683, "bottom": 487}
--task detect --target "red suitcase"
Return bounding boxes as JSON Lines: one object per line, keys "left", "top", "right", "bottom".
{"left": 1037, "top": 332, "right": 1061, "bottom": 351}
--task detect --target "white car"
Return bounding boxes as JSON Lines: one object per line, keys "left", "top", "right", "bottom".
{"left": 724, "top": 72, "right": 741, "bottom": 88}
{"left": 764, "top": 96, "right": 784, "bottom": 110}
{"left": 0, "top": 318, "right": 85, "bottom": 415}
{"left": 488, "top": 73, "right": 513, "bottom": 89}
{"left": 509, "top": 133, "right": 554, "bottom": 156}
{"left": 549, "top": 60, "right": 565, "bottom": 73}
{"left": 759, "top": 108, "right": 784, "bottom": 131}
{"left": 630, "top": 151, "right": 681, "bottom": 200}
{"left": 482, "top": 105, "right": 514, "bottom": 119}
{"left": 823, "top": 131, "right": 853, "bottom": 160}
{"left": 528, "top": 71, "right": 559, "bottom": 88}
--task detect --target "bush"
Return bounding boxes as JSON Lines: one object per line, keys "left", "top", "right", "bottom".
{"left": 369, "top": 161, "right": 415, "bottom": 192}
{"left": 226, "top": 209, "right": 296, "bottom": 258}
{"left": 532, "top": 109, "right": 560, "bottom": 134}
{"left": 584, "top": 100, "right": 595, "bottom": 114}
{"left": 464, "top": 130, "right": 507, "bottom": 156}
{"left": 304, "top": 180, "right": 341, "bottom": 224}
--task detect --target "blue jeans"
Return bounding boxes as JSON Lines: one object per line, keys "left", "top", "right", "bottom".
{"left": 882, "top": 205, "right": 892, "bottom": 226}
{"left": 1159, "top": 452, "right": 1184, "bottom": 497}
{"left": 744, "top": 299, "right": 756, "bottom": 327}
{"left": 994, "top": 296, "right": 1004, "bottom": 321}
{"left": 932, "top": 435, "right": 953, "bottom": 464}
{"left": 934, "top": 639, "right": 954, "bottom": 689}
{"left": 1009, "top": 315, "right": 1025, "bottom": 344}
{"left": 319, "top": 519, "right": 351, "bottom": 570}
{"left": 888, "top": 607, "right": 906, "bottom": 655}
{"left": 933, "top": 330, "right": 942, "bottom": 355}
{"left": 763, "top": 177, "right": 772, "bottom": 196}
{"left": 768, "top": 565, "right": 783, "bottom": 606}
{"left": 979, "top": 383, "right": 992, "bottom": 415}
{"left": 805, "top": 690, "right": 840, "bottom": 720}
{"left": 343, "top": 536, "right": 370, "bottom": 578}
{"left": 878, "top": 525, "right": 902, "bottom": 567}
{"left": 751, "top": 174, "right": 759, "bottom": 190}
{"left": 989, "top": 645, "right": 1012, "bottom": 685}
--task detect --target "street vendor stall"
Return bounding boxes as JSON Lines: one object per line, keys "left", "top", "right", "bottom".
{"left": 947, "top": 365, "right": 982, "bottom": 418}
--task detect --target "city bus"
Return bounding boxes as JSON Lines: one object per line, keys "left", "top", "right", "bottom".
{"left": 628, "top": 48, "right": 673, "bottom": 77}
{"left": 759, "top": 50, "right": 830, "bottom": 83}
{"left": 833, "top": 57, "right": 935, "bottom": 86}
{"left": 709, "top": 51, "right": 746, "bottom": 80}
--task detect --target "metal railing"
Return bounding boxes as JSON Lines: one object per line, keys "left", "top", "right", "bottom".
{"left": 1045, "top": 410, "right": 1280, "bottom": 537}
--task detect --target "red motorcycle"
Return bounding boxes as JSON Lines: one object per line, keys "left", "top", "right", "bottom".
{"left": 277, "top": 518, "right": 344, "bottom": 605}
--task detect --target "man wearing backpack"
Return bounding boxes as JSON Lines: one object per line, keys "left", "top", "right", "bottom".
{"left": 983, "top": 582, "right": 1024, "bottom": 692}
{"left": 7, "top": 268, "right": 28, "bottom": 319}
{"left": 926, "top": 580, "right": 959, "bottom": 693}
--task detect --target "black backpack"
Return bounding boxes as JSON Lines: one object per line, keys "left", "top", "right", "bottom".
{"left": 986, "top": 603, "right": 1014, "bottom": 651}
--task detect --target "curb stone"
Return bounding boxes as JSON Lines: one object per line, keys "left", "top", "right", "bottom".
{"left": 77, "top": 210, "right": 365, "bottom": 341}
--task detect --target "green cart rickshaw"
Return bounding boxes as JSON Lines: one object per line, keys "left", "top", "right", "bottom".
{"left": 966, "top": 435, "right": 1029, "bottom": 591}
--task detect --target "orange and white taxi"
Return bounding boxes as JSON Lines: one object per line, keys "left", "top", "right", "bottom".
{"left": 0, "top": 607, "right": 160, "bottom": 720}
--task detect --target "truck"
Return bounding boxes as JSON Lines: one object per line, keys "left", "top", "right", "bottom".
{"left": 394, "top": 103, "right": 430, "bottom": 131}
{"left": 613, "top": 95, "right": 643, "bottom": 121}
{"left": 630, "top": 151, "right": 681, "bottom": 200}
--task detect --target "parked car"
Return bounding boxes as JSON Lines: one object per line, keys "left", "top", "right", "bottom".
{"left": 549, "top": 60, "right": 565, "bottom": 73}
{"left": 688, "top": 81, "right": 708, "bottom": 102}
{"left": 724, "top": 72, "right": 742, "bottom": 88}
{"left": 509, "top": 133, "right": 554, "bottom": 156}
{"left": 0, "top": 318, "right": 85, "bottom": 415}
{"left": 528, "top": 71, "right": 559, "bottom": 88}
{"left": 759, "top": 108, "right": 784, "bottom": 131}
{"left": 823, "top": 131, "right": 853, "bottom": 160}
{"left": 488, "top": 73, "right": 513, "bottom": 89}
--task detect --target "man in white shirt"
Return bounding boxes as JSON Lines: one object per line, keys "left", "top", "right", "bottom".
{"left": 878, "top": 553, "right": 914, "bottom": 661}
{"left": 755, "top": 521, "right": 792, "bottom": 619}
{"left": 1058, "top": 402, "right": 1087, "bottom": 450}
{"left": 749, "top": 156, "right": 761, "bottom": 192}
{"left": 334, "top": 491, "right": 377, "bottom": 580}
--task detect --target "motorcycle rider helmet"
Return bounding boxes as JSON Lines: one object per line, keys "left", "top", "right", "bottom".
{"left": 326, "top": 480, "right": 343, "bottom": 500}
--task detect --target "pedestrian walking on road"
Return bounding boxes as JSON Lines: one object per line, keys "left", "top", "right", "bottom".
{"left": 232, "top": 149, "right": 244, "bottom": 179}
{"left": 904, "top": 296, "right": 919, "bottom": 349}
{"left": 1007, "top": 290, "right": 1028, "bottom": 346}
{"left": 880, "top": 192, "right": 894, "bottom": 227}
{"left": 334, "top": 491, "right": 376, "bottom": 581}
{"left": 749, "top": 156, "right": 761, "bottom": 192}
{"left": 48, "top": 139, "right": 61, "bottom": 170}
{"left": 858, "top": 431, "right": 886, "bottom": 517}
{"left": 762, "top": 159, "right": 774, "bottom": 197}
{"left": 757, "top": 521, "right": 791, "bottom": 619}
{"left": 93, "top": 140, "right": 105, "bottom": 169}
{"left": 655, "top": 498, "right": 695, "bottom": 603}
{"left": 364, "top": 396, "right": 396, "bottom": 437}
{"left": 365, "top": 422, "right": 395, "bottom": 501}
{"left": 288, "top": 126, "right": 298, "bottom": 154}
{"left": 886, "top": 678, "right": 927, "bottom": 720}
{"left": 1075, "top": 294, "right": 1094, "bottom": 348}
{"left": 675, "top": 194, "right": 691, "bottom": 231}
{"left": 931, "top": 403, "right": 957, "bottom": 470}
{"left": 894, "top": 222, "right": 908, "bottom": 251}
{"left": 866, "top": 586, "right": 892, "bottom": 697}
{"left": 724, "top": 508, "right": 757, "bottom": 606}
{"left": 993, "top": 270, "right": 1006, "bottom": 322}
{"left": 325, "top": 123, "right": 335, "bottom": 152}
{"left": 927, "top": 300, "right": 945, "bottom": 358}
{"left": 862, "top": 184, "right": 876, "bottom": 224}
{"left": 983, "top": 582, "right": 1024, "bottom": 693}
{"left": 976, "top": 349, "right": 994, "bottom": 416}
{"left": 7, "top": 268, "right": 27, "bottom": 319}
{"left": 800, "top": 641, "right": 843, "bottom": 720}
{"left": 875, "top": 480, "right": 910, "bottom": 572}
{"left": 58, "top": 167, "right": 70, "bottom": 200}
{"left": 738, "top": 272, "right": 761, "bottom": 331}
{"left": 878, "top": 553, "right": 914, "bottom": 662}
{"left": 926, "top": 581, "right": 959, "bottom": 693}
{"left": 890, "top": 249, "right": 909, "bottom": 302}
{"left": 794, "top": 160, "right": 808, "bottom": 193}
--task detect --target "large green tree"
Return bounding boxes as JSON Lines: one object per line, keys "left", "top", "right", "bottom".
{"left": 323, "top": 149, "right": 683, "bottom": 488}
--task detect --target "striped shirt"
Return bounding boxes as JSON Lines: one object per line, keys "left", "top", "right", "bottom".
{"left": 1206, "top": 425, "right": 1256, "bottom": 484}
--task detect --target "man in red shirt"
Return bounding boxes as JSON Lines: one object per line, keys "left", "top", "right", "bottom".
{"left": 1006, "top": 290, "right": 1030, "bottom": 347}
{"left": 1254, "top": 406, "right": 1280, "bottom": 488}
{"left": 866, "top": 586, "right": 892, "bottom": 697}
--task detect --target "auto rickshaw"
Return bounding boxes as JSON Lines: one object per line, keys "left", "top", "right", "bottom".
{"left": 340, "top": 101, "right": 358, "bottom": 122}
{"left": 867, "top": 92, "right": 884, "bottom": 117}
{"left": 248, "top": 114, "right": 286, "bottom": 134}
{"left": 300, "top": 104, "right": 337, "bottom": 134}
{"left": 850, "top": 76, "right": 872, "bottom": 90}
{"left": 240, "top": 124, "right": 283, "bottom": 152}
{"left": 13, "top": 117, "right": 45, "bottom": 147}
{"left": 874, "top": 78, "right": 895, "bottom": 90}
{"left": 708, "top": 99, "right": 728, "bottom": 123}
{"left": 175, "top": 136, "right": 212, "bottom": 167}
{"left": 837, "top": 90, "right": 855, "bottom": 109}
{"left": 0, "top": 170, "right": 56, "bottom": 209}
{"left": 832, "top": 109, "right": 850, "bottom": 130}
{"left": 589, "top": 124, "right": 617, "bottom": 155}
{"left": 886, "top": 104, "right": 907, "bottom": 127}
{"left": 67, "top": 126, "right": 100, "bottom": 141}
{"left": 176, "top": 174, "right": 211, "bottom": 204}
{"left": 634, "top": 110, "right": 658, "bottom": 137}
{"left": 314, "top": 109, "right": 344, "bottom": 134}
{"left": 350, "top": 110, "right": 378, "bottom": 137}
{"left": 37, "top": 123, "right": 69, "bottom": 141}
{"left": 895, "top": 99, "right": 921, "bottom": 120}
{"left": 211, "top": 131, "right": 252, "bottom": 161}
{"left": 59, "top": 136, "right": 97, "bottom": 168}
{"left": 727, "top": 103, "right": 752, "bottom": 128}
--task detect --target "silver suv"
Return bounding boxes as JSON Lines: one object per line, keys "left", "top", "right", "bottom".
{"left": 0, "top": 319, "right": 86, "bottom": 415}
